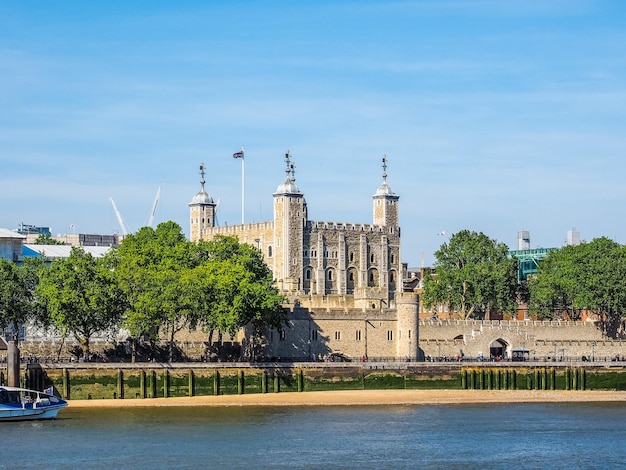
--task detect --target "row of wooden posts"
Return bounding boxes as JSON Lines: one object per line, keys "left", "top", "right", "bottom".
{"left": 29, "top": 369, "right": 305, "bottom": 400}
{"left": 461, "top": 367, "right": 587, "bottom": 390}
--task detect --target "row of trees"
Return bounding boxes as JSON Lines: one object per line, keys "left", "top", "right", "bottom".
{"left": 0, "top": 222, "right": 287, "bottom": 361}
{"left": 422, "top": 230, "right": 626, "bottom": 338}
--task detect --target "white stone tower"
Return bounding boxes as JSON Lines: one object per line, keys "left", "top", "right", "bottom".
{"left": 189, "top": 163, "right": 217, "bottom": 242}
{"left": 272, "top": 151, "right": 307, "bottom": 293}
{"left": 372, "top": 155, "right": 399, "bottom": 228}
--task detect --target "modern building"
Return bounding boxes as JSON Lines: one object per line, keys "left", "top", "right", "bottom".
{"left": 0, "top": 229, "right": 26, "bottom": 262}
{"left": 190, "top": 153, "right": 419, "bottom": 361}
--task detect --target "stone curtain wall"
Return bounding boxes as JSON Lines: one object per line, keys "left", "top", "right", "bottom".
{"left": 419, "top": 320, "right": 626, "bottom": 361}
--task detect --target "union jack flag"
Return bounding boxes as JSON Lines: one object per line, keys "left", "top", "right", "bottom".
{"left": 233, "top": 150, "right": 244, "bottom": 159}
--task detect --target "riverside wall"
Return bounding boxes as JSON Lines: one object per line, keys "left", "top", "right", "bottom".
{"left": 4, "top": 320, "right": 626, "bottom": 364}
{"left": 418, "top": 319, "right": 626, "bottom": 361}
{"left": 7, "top": 361, "right": 626, "bottom": 400}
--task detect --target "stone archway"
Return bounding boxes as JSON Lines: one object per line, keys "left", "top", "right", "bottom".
{"left": 489, "top": 338, "right": 509, "bottom": 360}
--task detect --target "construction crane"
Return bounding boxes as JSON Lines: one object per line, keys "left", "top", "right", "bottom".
{"left": 109, "top": 197, "right": 130, "bottom": 236}
{"left": 147, "top": 186, "right": 161, "bottom": 228}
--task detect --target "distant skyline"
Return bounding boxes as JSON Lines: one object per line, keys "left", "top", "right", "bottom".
{"left": 2, "top": 1, "right": 625, "bottom": 267}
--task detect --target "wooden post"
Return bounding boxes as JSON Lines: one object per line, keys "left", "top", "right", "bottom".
{"left": 63, "top": 368, "right": 70, "bottom": 400}
{"left": 150, "top": 370, "right": 157, "bottom": 398}
{"left": 237, "top": 370, "right": 244, "bottom": 395}
{"left": 261, "top": 370, "right": 268, "bottom": 394}
{"left": 7, "top": 340, "right": 20, "bottom": 387}
{"left": 188, "top": 370, "right": 195, "bottom": 397}
{"left": 117, "top": 369, "right": 124, "bottom": 399}
{"left": 140, "top": 370, "right": 147, "bottom": 399}
{"left": 297, "top": 369, "right": 304, "bottom": 392}
{"left": 214, "top": 370, "right": 220, "bottom": 396}
{"left": 274, "top": 370, "right": 280, "bottom": 393}
{"left": 163, "top": 370, "right": 170, "bottom": 398}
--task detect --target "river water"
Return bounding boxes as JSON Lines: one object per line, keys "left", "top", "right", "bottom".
{"left": 1, "top": 403, "right": 625, "bottom": 469}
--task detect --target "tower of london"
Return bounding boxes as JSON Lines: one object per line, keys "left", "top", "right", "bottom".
{"left": 189, "top": 152, "right": 419, "bottom": 361}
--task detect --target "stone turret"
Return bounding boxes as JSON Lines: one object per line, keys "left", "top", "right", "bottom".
{"left": 372, "top": 155, "right": 399, "bottom": 228}
{"left": 189, "top": 163, "right": 217, "bottom": 242}
{"left": 273, "top": 151, "right": 307, "bottom": 292}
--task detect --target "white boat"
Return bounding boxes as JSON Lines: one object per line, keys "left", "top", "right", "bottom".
{"left": 0, "top": 386, "right": 68, "bottom": 421}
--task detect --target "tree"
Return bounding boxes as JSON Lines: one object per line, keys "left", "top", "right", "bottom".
{"left": 109, "top": 221, "right": 191, "bottom": 361}
{"left": 184, "top": 236, "right": 287, "bottom": 360}
{"left": 33, "top": 234, "right": 65, "bottom": 245}
{"left": 422, "top": 230, "right": 518, "bottom": 320}
{"left": 36, "top": 248, "right": 124, "bottom": 359}
{"left": 529, "top": 237, "right": 626, "bottom": 337}
{"left": 0, "top": 259, "right": 40, "bottom": 342}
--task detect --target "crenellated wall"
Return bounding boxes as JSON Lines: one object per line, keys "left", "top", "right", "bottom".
{"left": 419, "top": 319, "right": 626, "bottom": 361}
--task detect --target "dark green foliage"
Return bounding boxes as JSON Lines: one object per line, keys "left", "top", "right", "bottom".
{"left": 36, "top": 248, "right": 124, "bottom": 358}
{"left": 422, "top": 230, "right": 518, "bottom": 319}
{"left": 529, "top": 237, "right": 626, "bottom": 337}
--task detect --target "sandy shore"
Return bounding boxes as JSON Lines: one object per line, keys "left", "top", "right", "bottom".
{"left": 67, "top": 389, "right": 626, "bottom": 408}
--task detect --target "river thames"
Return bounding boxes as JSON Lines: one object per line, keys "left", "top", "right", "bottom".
{"left": 2, "top": 403, "right": 626, "bottom": 469}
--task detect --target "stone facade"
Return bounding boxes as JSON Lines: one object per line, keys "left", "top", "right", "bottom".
{"left": 419, "top": 319, "right": 626, "bottom": 361}
{"left": 189, "top": 153, "right": 419, "bottom": 361}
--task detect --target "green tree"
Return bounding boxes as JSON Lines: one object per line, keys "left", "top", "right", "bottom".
{"left": 422, "top": 230, "right": 518, "bottom": 320}
{"left": 33, "top": 234, "right": 65, "bottom": 245}
{"left": 109, "top": 221, "right": 191, "bottom": 361}
{"left": 184, "top": 236, "right": 287, "bottom": 360}
{"left": 0, "top": 259, "right": 40, "bottom": 342}
{"left": 529, "top": 237, "right": 626, "bottom": 337}
{"left": 36, "top": 248, "right": 124, "bottom": 359}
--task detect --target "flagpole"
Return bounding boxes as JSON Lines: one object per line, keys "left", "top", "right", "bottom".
{"left": 241, "top": 148, "right": 245, "bottom": 225}
{"left": 232, "top": 146, "right": 245, "bottom": 224}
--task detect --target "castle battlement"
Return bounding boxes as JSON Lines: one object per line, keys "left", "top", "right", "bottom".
{"left": 307, "top": 221, "right": 393, "bottom": 233}
{"left": 202, "top": 221, "right": 274, "bottom": 236}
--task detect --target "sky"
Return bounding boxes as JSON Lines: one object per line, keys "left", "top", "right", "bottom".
{"left": 1, "top": 1, "right": 625, "bottom": 267}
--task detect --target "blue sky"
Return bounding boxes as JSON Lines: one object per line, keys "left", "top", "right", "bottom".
{"left": 1, "top": 1, "right": 625, "bottom": 267}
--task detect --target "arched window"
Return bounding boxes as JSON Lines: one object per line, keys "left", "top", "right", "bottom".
{"left": 305, "top": 268, "right": 311, "bottom": 280}
{"left": 267, "top": 246, "right": 273, "bottom": 258}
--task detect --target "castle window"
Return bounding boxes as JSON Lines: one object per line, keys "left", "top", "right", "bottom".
{"left": 387, "top": 331, "right": 393, "bottom": 341}
{"left": 268, "top": 246, "right": 273, "bottom": 258}
{"left": 334, "top": 331, "right": 341, "bottom": 341}
{"left": 293, "top": 258, "right": 297, "bottom": 265}
{"left": 408, "top": 330, "right": 411, "bottom": 339}
{"left": 369, "top": 272, "right": 374, "bottom": 283}
{"left": 311, "top": 250, "right": 317, "bottom": 258}
{"left": 327, "top": 270, "right": 333, "bottom": 281}
{"left": 355, "top": 330, "right": 362, "bottom": 341}
{"left": 348, "top": 272, "right": 354, "bottom": 282}
{"left": 349, "top": 252, "right": 354, "bottom": 262}
{"left": 305, "top": 268, "right": 311, "bottom": 280}
{"left": 390, "top": 254, "right": 395, "bottom": 264}
{"left": 304, "top": 248, "right": 309, "bottom": 257}
{"left": 389, "top": 272, "right": 395, "bottom": 283}
{"left": 370, "top": 253, "right": 375, "bottom": 263}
